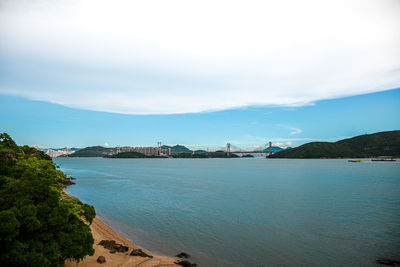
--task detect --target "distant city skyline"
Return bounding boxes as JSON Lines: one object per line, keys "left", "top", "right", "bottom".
{"left": 1, "top": 89, "right": 399, "bottom": 149}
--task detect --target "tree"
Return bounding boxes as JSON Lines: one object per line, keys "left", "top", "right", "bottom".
{"left": 0, "top": 133, "right": 96, "bottom": 266}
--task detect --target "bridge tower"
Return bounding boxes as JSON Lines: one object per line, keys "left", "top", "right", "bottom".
{"left": 227, "top": 143, "right": 231, "bottom": 156}
{"left": 268, "top": 141, "right": 272, "bottom": 156}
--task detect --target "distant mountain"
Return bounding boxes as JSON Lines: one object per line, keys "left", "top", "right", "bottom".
{"left": 161, "top": 145, "right": 192, "bottom": 154}
{"left": 269, "top": 130, "right": 400, "bottom": 158}
{"left": 263, "top": 146, "right": 285, "bottom": 153}
{"left": 268, "top": 142, "right": 359, "bottom": 158}
{"left": 336, "top": 131, "right": 400, "bottom": 156}
{"left": 194, "top": 150, "right": 208, "bottom": 153}
{"left": 67, "top": 146, "right": 113, "bottom": 157}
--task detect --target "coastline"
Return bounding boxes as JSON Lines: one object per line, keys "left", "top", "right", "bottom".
{"left": 66, "top": 217, "right": 179, "bottom": 267}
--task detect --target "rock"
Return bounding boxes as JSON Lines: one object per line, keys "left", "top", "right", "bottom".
{"left": 113, "top": 243, "right": 129, "bottom": 252}
{"left": 99, "top": 240, "right": 117, "bottom": 250}
{"left": 176, "top": 252, "right": 190, "bottom": 258}
{"left": 97, "top": 256, "right": 106, "bottom": 263}
{"left": 174, "top": 260, "right": 197, "bottom": 267}
{"left": 98, "top": 240, "right": 129, "bottom": 253}
{"left": 376, "top": 259, "right": 400, "bottom": 266}
{"left": 129, "top": 248, "right": 153, "bottom": 258}
{"left": 61, "top": 178, "right": 76, "bottom": 186}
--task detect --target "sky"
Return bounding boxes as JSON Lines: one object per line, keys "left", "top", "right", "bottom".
{"left": 0, "top": 0, "right": 399, "bottom": 149}
{"left": 0, "top": 89, "right": 399, "bottom": 150}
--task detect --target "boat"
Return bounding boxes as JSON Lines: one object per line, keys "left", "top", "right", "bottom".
{"left": 348, "top": 159, "right": 361, "bottom": 162}
{"left": 371, "top": 156, "right": 396, "bottom": 161}
{"left": 371, "top": 158, "right": 396, "bottom": 162}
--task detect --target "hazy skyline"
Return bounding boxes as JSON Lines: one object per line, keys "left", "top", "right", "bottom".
{"left": 1, "top": 0, "right": 399, "bottom": 114}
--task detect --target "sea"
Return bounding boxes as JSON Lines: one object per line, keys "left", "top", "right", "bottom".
{"left": 54, "top": 157, "right": 400, "bottom": 266}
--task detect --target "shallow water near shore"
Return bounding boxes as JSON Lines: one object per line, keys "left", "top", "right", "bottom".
{"left": 55, "top": 158, "right": 400, "bottom": 266}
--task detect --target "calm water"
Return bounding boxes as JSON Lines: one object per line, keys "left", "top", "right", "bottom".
{"left": 54, "top": 158, "right": 400, "bottom": 266}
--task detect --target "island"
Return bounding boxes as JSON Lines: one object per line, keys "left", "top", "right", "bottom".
{"left": 268, "top": 130, "right": 400, "bottom": 159}
{"left": 172, "top": 152, "right": 239, "bottom": 158}
{"left": 104, "top": 151, "right": 166, "bottom": 158}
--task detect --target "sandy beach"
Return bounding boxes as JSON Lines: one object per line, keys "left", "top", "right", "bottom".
{"left": 66, "top": 218, "right": 180, "bottom": 267}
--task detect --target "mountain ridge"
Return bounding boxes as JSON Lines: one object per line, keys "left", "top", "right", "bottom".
{"left": 269, "top": 130, "right": 400, "bottom": 158}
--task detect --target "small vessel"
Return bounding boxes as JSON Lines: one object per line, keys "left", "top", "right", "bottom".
{"left": 371, "top": 156, "right": 396, "bottom": 161}
{"left": 348, "top": 159, "right": 361, "bottom": 162}
{"left": 371, "top": 158, "right": 396, "bottom": 162}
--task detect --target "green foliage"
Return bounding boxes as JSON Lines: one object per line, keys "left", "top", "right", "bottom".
{"left": 105, "top": 151, "right": 146, "bottom": 158}
{"left": 0, "top": 133, "right": 96, "bottom": 267}
{"left": 173, "top": 152, "right": 239, "bottom": 158}
{"left": 20, "top": 145, "right": 52, "bottom": 161}
{"left": 67, "top": 146, "right": 112, "bottom": 157}
{"left": 0, "top": 133, "right": 18, "bottom": 149}
{"left": 161, "top": 145, "right": 192, "bottom": 154}
{"left": 269, "top": 130, "right": 400, "bottom": 158}
{"left": 268, "top": 142, "right": 359, "bottom": 159}
{"left": 337, "top": 130, "right": 400, "bottom": 157}
{"left": 105, "top": 151, "right": 168, "bottom": 158}
{"left": 61, "top": 197, "right": 96, "bottom": 224}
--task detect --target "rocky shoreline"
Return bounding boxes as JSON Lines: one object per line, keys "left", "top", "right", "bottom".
{"left": 65, "top": 217, "right": 196, "bottom": 267}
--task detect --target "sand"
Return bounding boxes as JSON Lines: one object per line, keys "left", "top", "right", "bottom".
{"left": 66, "top": 218, "right": 179, "bottom": 267}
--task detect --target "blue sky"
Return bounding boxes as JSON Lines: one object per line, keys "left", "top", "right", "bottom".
{"left": 1, "top": 89, "right": 399, "bottom": 149}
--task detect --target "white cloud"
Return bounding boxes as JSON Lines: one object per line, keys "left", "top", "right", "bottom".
{"left": 104, "top": 142, "right": 109, "bottom": 147}
{"left": 0, "top": 0, "right": 399, "bottom": 114}
{"left": 277, "top": 125, "right": 303, "bottom": 135}
{"left": 290, "top": 128, "right": 302, "bottom": 135}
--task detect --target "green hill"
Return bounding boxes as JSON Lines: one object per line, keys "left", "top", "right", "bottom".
{"left": 67, "top": 146, "right": 113, "bottom": 157}
{"left": 268, "top": 142, "right": 360, "bottom": 158}
{"left": 269, "top": 130, "right": 400, "bottom": 159}
{"left": 105, "top": 151, "right": 147, "bottom": 158}
{"left": 263, "top": 146, "right": 285, "bottom": 153}
{"left": 161, "top": 144, "right": 192, "bottom": 154}
{"left": 336, "top": 130, "right": 400, "bottom": 156}
{"left": 172, "top": 152, "right": 239, "bottom": 158}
